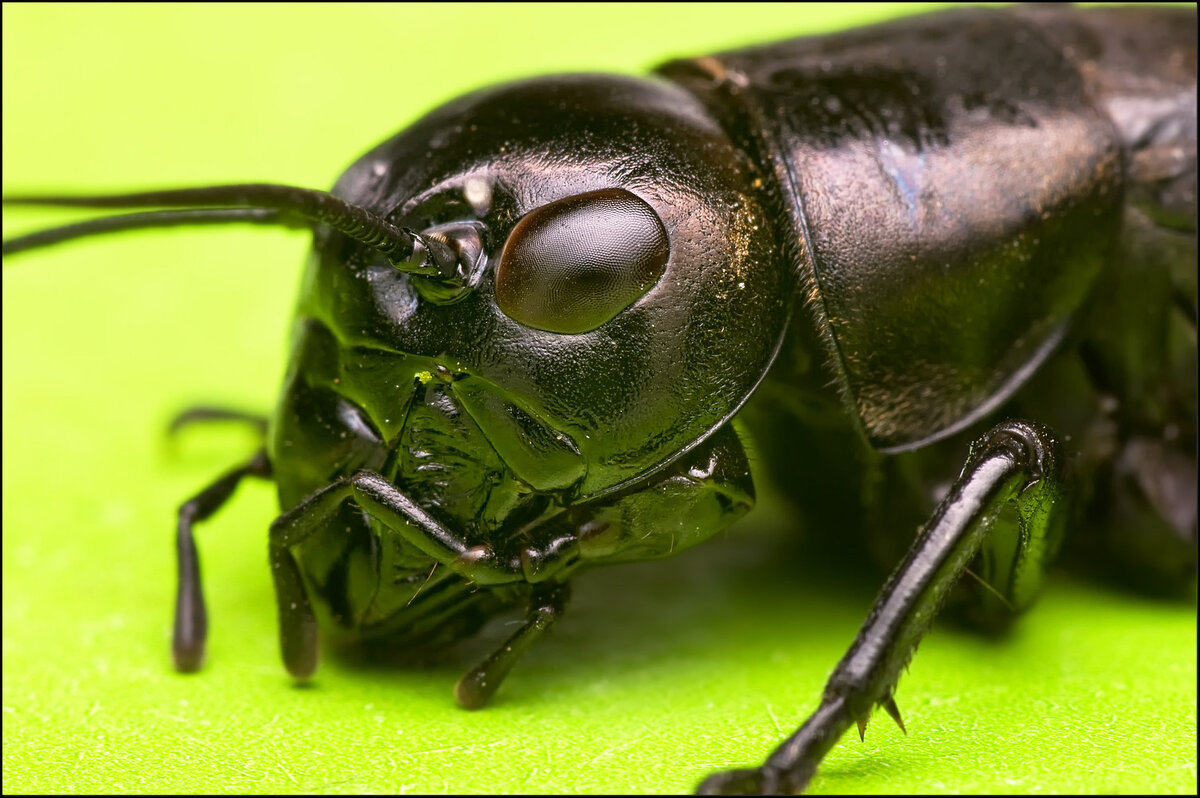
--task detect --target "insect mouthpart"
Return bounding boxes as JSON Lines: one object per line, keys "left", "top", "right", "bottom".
{"left": 387, "top": 372, "right": 584, "bottom": 535}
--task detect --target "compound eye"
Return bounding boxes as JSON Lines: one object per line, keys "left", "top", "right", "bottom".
{"left": 495, "top": 188, "right": 669, "bottom": 334}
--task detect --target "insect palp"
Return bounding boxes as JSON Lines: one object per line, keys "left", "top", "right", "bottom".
{"left": 454, "top": 581, "right": 570, "bottom": 709}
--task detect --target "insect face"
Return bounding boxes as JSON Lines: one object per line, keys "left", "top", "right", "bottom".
{"left": 265, "top": 75, "right": 780, "bottom": 642}
{"left": 284, "top": 74, "right": 786, "bottom": 501}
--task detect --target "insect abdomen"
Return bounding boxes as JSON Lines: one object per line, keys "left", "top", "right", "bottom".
{"left": 1015, "top": 4, "right": 1197, "bottom": 236}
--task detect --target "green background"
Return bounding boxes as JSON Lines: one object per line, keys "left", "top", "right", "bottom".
{"left": 3, "top": 3, "right": 1195, "bottom": 794}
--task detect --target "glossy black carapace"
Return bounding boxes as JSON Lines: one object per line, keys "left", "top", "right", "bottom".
{"left": 4, "top": 5, "right": 1195, "bottom": 794}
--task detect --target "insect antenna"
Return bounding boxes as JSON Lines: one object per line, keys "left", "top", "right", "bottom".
{"left": 1, "top": 208, "right": 293, "bottom": 253}
{"left": 2, "top": 183, "right": 458, "bottom": 278}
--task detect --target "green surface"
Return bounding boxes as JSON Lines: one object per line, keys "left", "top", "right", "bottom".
{"left": 3, "top": 3, "right": 1196, "bottom": 794}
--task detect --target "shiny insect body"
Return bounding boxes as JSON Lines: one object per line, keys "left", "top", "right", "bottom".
{"left": 4, "top": 3, "right": 1195, "bottom": 792}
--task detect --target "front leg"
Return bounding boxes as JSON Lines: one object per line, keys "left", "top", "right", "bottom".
{"left": 268, "top": 421, "right": 756, "bottom": 701}
{"left": 173, "top": 447, "right": 273, "bottom": 672}
{"left": 699, "top": 420, "right": 1067, "bottom": 795}
{"left": 267, "top": 469, "right": 553, "bottom": 679}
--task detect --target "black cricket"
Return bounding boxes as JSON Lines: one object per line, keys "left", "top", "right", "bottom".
{"left": 4, "top": 5, "right": 1195, "bottom": 794}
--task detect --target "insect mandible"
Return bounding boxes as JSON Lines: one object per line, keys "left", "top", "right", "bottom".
{"left": 4, "top": 3, "right": 1195, "bottom": 792}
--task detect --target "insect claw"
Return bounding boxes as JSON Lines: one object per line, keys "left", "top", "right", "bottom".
{"left": 881, "top": 694, "right": 906, "bottom": 734}
{"left": 856, "top": 715, "right": 869, "bottom": 741}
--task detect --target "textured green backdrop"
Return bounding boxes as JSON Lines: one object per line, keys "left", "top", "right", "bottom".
{"left": 3, "top": 3, "right": 1196, "bottom": 794}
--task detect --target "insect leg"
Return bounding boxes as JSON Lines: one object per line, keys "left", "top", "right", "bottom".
{"left": 167, "top": 406, "right": 269, "bottom": 438}
{"left": 173, "top": 448, "right": 273, "bottom": 672}
{"left": 697, "top": 420, "right": 1066, "bottom": 795}
{"left": 455, "top": 582, "right": 571, "bottom": 709}
{"left": 268, "top": 470, "right": 560, "bottom": 678}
